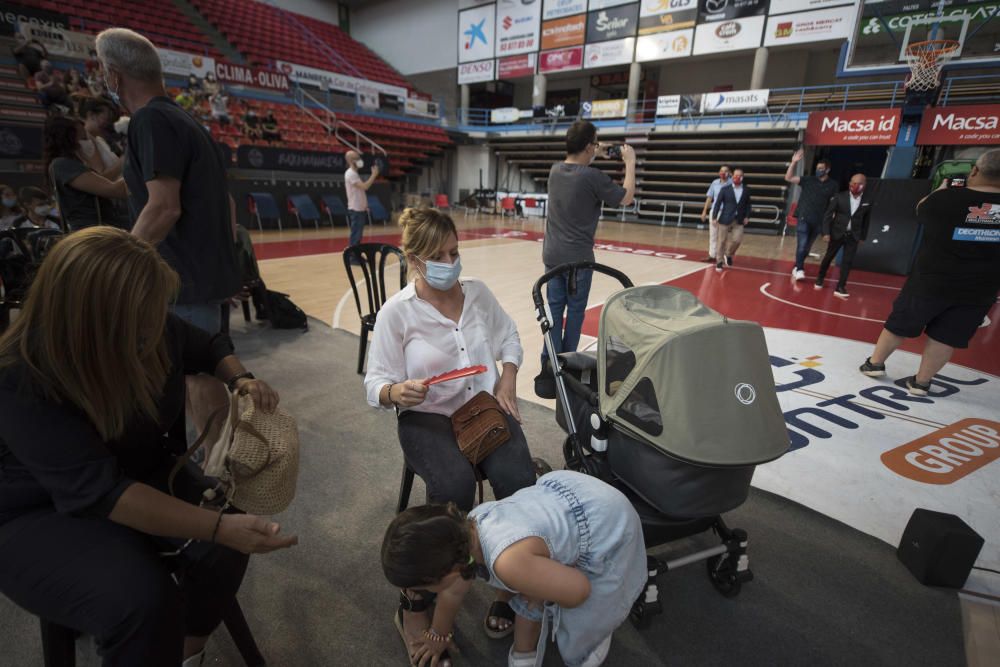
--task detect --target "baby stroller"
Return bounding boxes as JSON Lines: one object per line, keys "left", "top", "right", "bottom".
{"left": 533, "top": 262, "right": 789, "bottom": 627}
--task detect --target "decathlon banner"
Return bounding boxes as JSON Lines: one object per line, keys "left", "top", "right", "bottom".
{"left": 916, "top": 104, "right": 1000, "bottom": 146}
{"left": 805, "top": 108, "right": 902, "bottom": 145}
{"left": 459, "top": 3, "right": 496, "bottom": 63}
{"left": 763, "top": 5, "right": 855, "bottom": 47}
{"left": 636, "top": 30, "right": 694, "bottom": 60}
{"left": 754, "top": 328, "right": 1000, "bottom": 597}
{"left": 495, "top": 0, "right": 542, "bottom": 56}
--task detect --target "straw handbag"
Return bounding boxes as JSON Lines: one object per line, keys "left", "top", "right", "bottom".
{"left": 171, "top": 390, "right": 300, "bottom": 515}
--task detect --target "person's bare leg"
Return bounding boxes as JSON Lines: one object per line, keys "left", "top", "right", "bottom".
{"left": 512, "top": 614, "right": 542, "bottom": 654}
{"left": 916, "top": 336, "right": 954, "bottom": 385}
{"left": 870, "top": 328, "right": 904, "bottom": 365}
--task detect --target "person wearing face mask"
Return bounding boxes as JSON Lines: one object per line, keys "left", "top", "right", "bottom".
{"left": 12, "top": 187, "right": 62, "bottom": 231}
{"left": 814, "top": 174, "right": 872, "bottom": 299}
{"left": 0, "top": 185, "right": 22, "bottom": 230}
{"left": 344, "top": 149, "right": 381, "bottom": 253}
{"left": 700, "top": 165, "right": 731, "bottom": 263}
{"left": 711, "top": 168, "right": 753, "bottom": 272}
{"left": 786, "top": 150, "right": 839, "bottom": 281}
{"left": 364, "top": 208, "right": 537, "bottom": 666}
{"left": 80, "top": 98, "right": 123, "bottom": 173}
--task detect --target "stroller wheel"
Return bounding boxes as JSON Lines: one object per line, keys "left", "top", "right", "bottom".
{"left": 706, "top": 554, "right": 742, "bottom": 598}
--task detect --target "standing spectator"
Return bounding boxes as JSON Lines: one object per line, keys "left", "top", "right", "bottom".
{"left": 209, "top": 91, "right": 230, "bottom": 125}
{"left": 33, "top": 61, "right": 69, "bottom": 109}
{"left": 44, "top": 116, "right": 126, "bottom": 230}
{"left": 344, "top": 150, "right": 380, "bottom": 254}
{"left": 786, "top": 149, "right": 838, "bottom": 281}
{"left": 711, "top": 168, "right": 753, "bottom": 272}
{"left": 699, "top": 165, "right": 731, "bottom": 263}
{"left": 11, "top": 33, "right": 47, "bottom": 82}
{"left": 0, "top": 185, "right": 22, "bottom": 230}
{"left": 261, "top": 110, "right": 281, "bottom": 144}
{"left": 814, "top": 174, "right": 872, "bottom": 299}
{"left": 535, "top": 121, "right": 636, "bottom": 398}
{"left": 202, "top": 71, "right": 220, "bottom": 99}
{"left": 859, "top": 149, "right": 1000, "bottom": 396}
{"left": 12, "top": 187, "right": 62, "bottom": 230}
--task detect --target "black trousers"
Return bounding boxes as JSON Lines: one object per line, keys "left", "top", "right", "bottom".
{"left": 0, "top": 464, "right": 248, "bottom": 667}
{"left": 816, "top": 231, "right": 860, "bottom": 291}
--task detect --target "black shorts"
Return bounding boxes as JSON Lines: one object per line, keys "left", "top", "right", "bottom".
{"left": 884, "top": 292, "right": 992, "bottom": 349}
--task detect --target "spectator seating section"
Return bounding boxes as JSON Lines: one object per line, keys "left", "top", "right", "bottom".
{"left": 287, "top": 193, "right": 321, "bottom": 229}
{"left": 321, "top": 194, "right": 348, "bottom": 226}
{"left": 366, "top": 194, "right": 389, "bottom": 224}
{"left": 248, "top": 192, "right": 282, "bottom": 230}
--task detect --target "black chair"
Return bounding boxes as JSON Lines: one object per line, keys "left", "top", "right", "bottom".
{"left": 397, "top": 462, "right": 416, "bottom": 514}
{"left": 342, "top": 243, "right": 407, "bottom": 375}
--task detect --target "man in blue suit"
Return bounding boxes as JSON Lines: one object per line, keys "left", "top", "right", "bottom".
{"left": 711, "top": 168, "right": 753, "bottom": 272}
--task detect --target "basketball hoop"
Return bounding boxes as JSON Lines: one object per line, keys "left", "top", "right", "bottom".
{"left": 904, "top": 39, "right": 960, "bottom": 91}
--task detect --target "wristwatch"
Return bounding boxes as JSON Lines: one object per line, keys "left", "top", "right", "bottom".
{"left": 227, "top": 371, "right": 255, "bottom": 392}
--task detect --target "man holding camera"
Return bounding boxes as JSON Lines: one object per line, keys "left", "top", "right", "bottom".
{"left": 534, "top": 120, "right": 636, "bottom": 399}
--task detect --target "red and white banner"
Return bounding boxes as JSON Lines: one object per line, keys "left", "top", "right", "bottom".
{"left": 917, "top": 104, "right": 1000, "bottom": 146}
{"left": 805, "top": 108, "right": 902, "bottom": 146}
{"left": 538, "top": 46, "right": 584, "bottom": 73}
{"left": 214, "top": 61, "right": 289, "bottom": 92}
{"left": 498, "top": 53, "right": 537, "bottom": 79}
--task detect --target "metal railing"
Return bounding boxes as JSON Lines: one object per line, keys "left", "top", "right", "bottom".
{"left": 292, "top": 84, "right": 387, "bottom": 158}
{"left": 610, "top": 199, "right": 782, "bottom": 228}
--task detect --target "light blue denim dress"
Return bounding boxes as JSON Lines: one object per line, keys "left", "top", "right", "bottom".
{"left": 468, "top": 471, "right": 647, "bottom": 666}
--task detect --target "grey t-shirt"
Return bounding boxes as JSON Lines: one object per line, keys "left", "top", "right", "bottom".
{"left": 51, "top": 157, "right": 117, "bottom": 230}
{"left": 543, "top": 162, "right": 626, "bottom": 267}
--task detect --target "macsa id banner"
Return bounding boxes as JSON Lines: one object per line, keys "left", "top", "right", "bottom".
{"left": 916, "top": 104, "right": 1000, "bottom": 146}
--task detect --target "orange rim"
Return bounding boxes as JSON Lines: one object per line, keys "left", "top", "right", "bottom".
{"left": 905, "top": 39, "right": 961, "bottom": 64}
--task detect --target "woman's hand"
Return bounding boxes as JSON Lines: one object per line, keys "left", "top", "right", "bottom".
{"left": 235, "top": 378, "right": 279, "bottom": 412}
{"left": 214, "top": 513, "right": 298, "bottom": 554}
{"left": 410, "top": 634, "right": 456, "bottom": 667}
{"left": 495, "top": 364, "right": 521, "bottom": 423}
{"left": 392, "top": 380, "right": 429, "bottom": 408}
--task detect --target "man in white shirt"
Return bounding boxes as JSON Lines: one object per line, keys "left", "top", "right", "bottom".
{"left": 344, "top": 150, "right": 380, "bottom": 251}
{"left": 815, "top": 173, "right": 872, "bottom": 298}
{"left": 700, "top": 165, "right": 730, "bottom": 262}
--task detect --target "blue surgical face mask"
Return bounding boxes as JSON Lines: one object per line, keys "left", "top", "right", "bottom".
{"left": 419, "top": 256, "right": 462, "bottom": 291}
{"left": 106, "top": 72, "right": 122, "bottom": 108}
{"left": 815, "top": 167, "right": 828, "bottom": 177}
{"left": 2, "top": 197, "right": 16, "bottom": 208}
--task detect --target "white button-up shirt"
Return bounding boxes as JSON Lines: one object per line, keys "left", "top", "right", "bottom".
{"left": 364, "top": 278, "right": 523, "bottom": 417}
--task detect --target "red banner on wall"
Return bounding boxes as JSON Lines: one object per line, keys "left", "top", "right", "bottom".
{"left": 497, "top": 53, "right": 537, "bottom": 80}
{"left": 804, "top": 108, "right": 901, "bottom": 146}
{"left": 917, "top": 104, "right": 1000, "bottom": 146}
{"left": 538, "top": 46, "right": 583, "bottom": 73}
{"left": 214, "top": 61, "right": 289, "bottom": 92}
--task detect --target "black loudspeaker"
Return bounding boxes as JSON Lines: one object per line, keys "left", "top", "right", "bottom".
{"left": 897, "top": 509, "right": 984, "bottom": 588}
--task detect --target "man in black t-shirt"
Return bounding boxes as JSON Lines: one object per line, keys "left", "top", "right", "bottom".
{"left": 96, "top": 28, "right": 239, "bottom": 335}
{"left": 860, "top": 149, "right": 1000, "bottom": 396}
{"left": 786, "top": 150, "right": 839, "bottom": 281}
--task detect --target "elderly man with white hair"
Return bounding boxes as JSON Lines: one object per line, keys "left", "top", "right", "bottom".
{"left": 344, "top": 148, "right": 379, "bottom": 254}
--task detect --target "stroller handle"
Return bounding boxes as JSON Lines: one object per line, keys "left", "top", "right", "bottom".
{"left": 531, "top": 261, "right": 634, "bottom": 310}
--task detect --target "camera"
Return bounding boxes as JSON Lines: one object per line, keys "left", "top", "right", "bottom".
{"left": 604, "top": 145, "right": 623, "bottom": 160}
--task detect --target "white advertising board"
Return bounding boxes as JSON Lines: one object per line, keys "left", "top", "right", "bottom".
{"left": 700, "top": 88, "right": 770, "bottom": 112}
{"left": 768, "top": 0, "right": 854, "bottom": 15}
{"left": 459, "top": 3, "right": 497, "bottom": 63}
{"left": 277, "top": 61, "right": 407, "bottom": 99}
{"left": 763, "top": 5, "right": 855, "bottom": 47}
{"left": 692, "top": 14, "right": 765, "bottom": 55}
{"left": 543, "top": 0, "right": 588, "bottom": 20}
{"left": 584, "top": 37, "right": 636, "bottom": 68}
{"left": 458, "top": 58, "right": 497, "bottom": 84}
{"left": 635, "top": 29, "right": 694, "bottom": 61}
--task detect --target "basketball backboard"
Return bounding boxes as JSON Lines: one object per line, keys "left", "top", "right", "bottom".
{"left": 842, "top": 0, "right": 1000, "bottom": 75}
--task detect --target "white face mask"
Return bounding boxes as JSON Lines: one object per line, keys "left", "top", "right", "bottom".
{"left": 355, "top": 159, "right": 364, "bottom": 169}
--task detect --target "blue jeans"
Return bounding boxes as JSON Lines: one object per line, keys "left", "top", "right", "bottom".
{"left": 347, "top": 210, "right": 367, "bottom": 248}
{"left": 794, "top": 214, "right": 822, "bottom": 271}
{"left": 171, "top": 302, "right": 223, "bottom": 335}
{"left": 540, "top": 268, "right": 593, "bottom": 365}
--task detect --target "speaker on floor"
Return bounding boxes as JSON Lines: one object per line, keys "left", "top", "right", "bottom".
{"left": 897, "top": 509, "right": 984, "bottom": 588}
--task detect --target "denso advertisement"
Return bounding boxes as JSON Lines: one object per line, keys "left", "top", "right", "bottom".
{"left": 804, "top": 108, "right": 902, "bottom": 146}
{"left": 916, "top": 104, "right": 1000, "bottom": 146}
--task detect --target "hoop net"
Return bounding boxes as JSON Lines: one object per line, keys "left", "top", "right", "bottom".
{"left": 904, "top": 39, "right": 960, "bottom": 91}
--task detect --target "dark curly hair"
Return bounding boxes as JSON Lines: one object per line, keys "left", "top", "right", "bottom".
{"left": 43, "top": 115, "right": 82, "bottom": 184}
{"left": 381, "top": 503, "right": 477, "bottom": 589}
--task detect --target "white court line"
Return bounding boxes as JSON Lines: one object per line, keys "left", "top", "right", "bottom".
{"left": 759, "top": 282, "right": 886, "bottom": 323}
{"left": 332, "top": 278, "right": 364, "bottom": 329}
{"left": 736, "top": 264, "right": 902, "bottom": 291}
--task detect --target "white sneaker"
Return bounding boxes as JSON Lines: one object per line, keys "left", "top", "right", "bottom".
{"left": 834, "top": 289, "right": 849, "bottom": 299}
{"left": 580, "top": 635, "right": 613, "bottom": 667}
{"left": 793, "top": 269, "right": 806, "bottom": 281}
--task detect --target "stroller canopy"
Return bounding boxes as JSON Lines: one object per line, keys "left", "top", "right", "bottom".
{"left": 597, "top": 286, "right": 789, "bottom": 467}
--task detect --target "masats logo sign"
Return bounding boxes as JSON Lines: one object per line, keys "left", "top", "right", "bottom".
{"left": 497, "top": 53, "right": 537, "bottom": 78}
{"left": 586, "top": 3, "right": 640, "bottom": 42}
{"left": 763, "top": 5, "right": 854, "bottom": 47}
{"left": 495, "top": 0, "right": 542, "bottom": 56}
{"left": 805, "top": 108, "right": 901, "bottom": 145}
{"left": 215, "top": 61, "right": 289, "bottom": 92}
{"left": 458, "top": 59, "right": 496, "bottom": 84}
{"left": 917, "top": 104, "right": 1000, "bottom": 146}
{"left": 541, "top": 14, "right": 585, "bottom": 49}
{"left": 543, "top": 0, "right": 587, "bottom": 20}
{"left": 700, "top": 88, "right": 769, "bottom": 112}
{"left": 538, "top": 45, "right": 584, "bottom": 72}
{"left": 584, "top": 37, "right": 636, "bottom": 68}
{"left": 636, "top": 29, "right": 694, "bottom": 60}
{"left": 692, "top": 15, "right": 765, "bottom": 54}
{"left": 638, "top": 0, "right": 698, "bottom": 34}
{"left": 459, "top": 3, "right": 495, "bottom": 63}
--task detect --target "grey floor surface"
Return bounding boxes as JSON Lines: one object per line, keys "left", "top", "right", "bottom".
{"left": 0, "top": 318, "right": 966, "bottom": 666}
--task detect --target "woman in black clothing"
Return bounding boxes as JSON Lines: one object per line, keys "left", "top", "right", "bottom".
{"left": 44, "top": 115, "right": 126, "bottom": 229}
{"left": 0, "top": 227, "right": 296, "bottom": 667}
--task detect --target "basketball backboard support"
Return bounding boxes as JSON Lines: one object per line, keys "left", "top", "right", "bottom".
{"left": 840, "top": 0, "right": 1000, "bottom": 77}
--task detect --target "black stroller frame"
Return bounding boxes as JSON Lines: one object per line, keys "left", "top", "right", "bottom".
{"left": 533, "top": 262, "right": 754, "bottom": 627}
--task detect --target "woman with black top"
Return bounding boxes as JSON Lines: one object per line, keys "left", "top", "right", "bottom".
{"left": 0, "top": 227, "right": 297, "bottom": 667}
{"left": 44, "top": 115, "right": 126, "bottom": 230}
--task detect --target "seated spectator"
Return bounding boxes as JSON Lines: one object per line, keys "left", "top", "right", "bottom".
{"left": 261, "top": 111, "right": 281, "bottom": 144}
{"left": 12, "top": 187, "right": 62, "bottom": 230}
{"left": 202, "top": 71, "right": 220, "bottom": 98}
{"left": 80, "top": 97, "right": 122, "bottom": 172}
{"left": 186, "top": 73, "right": 203, "bottom": 97}
{"left": 364, "top": 207, "right": 536, "bottom": 659}
{"left": 45, "top": 116, "right": 126, "bottom": 230}
{"left": 66, "top": 68, "right": 89, "bottom": 96}
{"left": 209, "top": 91, "right": 231, "bottom": 125}
{"left": 242, "top": 107, "right": 262, "bottom": 140}
{"left": 0, "top": 226, "right": 297, "bottom": 667}
{"left": 175, "top": 89, "right": 196, "bottom": 113}
{"left": 0, "top": 185, "right": 22, "bottom": 230}
{"left": 33, "top": 61, "right": 70, "bottom": 109}
{"left": 11, "top": 33, "right": 47, "bottom": 82}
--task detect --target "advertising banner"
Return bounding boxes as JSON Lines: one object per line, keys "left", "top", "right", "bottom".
{"left": 490, "top": 107, "right": 522, "bottom": 123}
{"left": 277, "top": 61, "right": 407, "bottom": 99}
{"left": 769, "top": 0, "right": 854, "bottom": 14}
{"left": 917, "top": 104, "right": 1000, "bottom": 146}
{"left": 582, "top": 98, "right": 629, "bottom": 118}
{"left": 584, "top": 37, "right": 636, "bottom": 67}
{"left": 804, "top": 108, "right": 902, "bottom": 145}
{"left": 692, "top": 15, "right": 765, "bottom": 55}
{"left": 238, "top": 145, "right": 346, "bottom": 172}
{"left": 655, "top": 93, "right": 702, "bottom": 115}
{"left": 17, "top": 24, "right": 93, "bottom": 60}
{"left": 498, "top": 53, "right": 537, "bottom": 78}
{"left": 541, "top": 14, "right": 586, "bottom": 49}
{"left": 586, "top": 3, "right": 639, "bottom": 42}
{"left": 0, "top": 4, "right": 68, "bottom": 36}
{"left": 357, "top": 86, "right": 379, "bottom": 111}
{"left": 214, "top": 61, "right": 289, "bottom": 92}
{"left": 589, "top": 0, "right": 635, "bottom": 8}
{"left": 495, "top": 0, "right": 542, "bottom": 56}
{"left": 0, "top": 124, "right": 42, "bottom": 159}
{"left": 763, "top": 5, "right": 854, "bottom": 47}
{"left": 159, "top": 49, "right": 215, "bottom": 78}
{"left": 459, "top": 3, "right": 496, "bottom": 63}
{"left": 544, "top": 0, "right": 588, "bottom": 19}
{"left": 636, "top": 29, "right": 694, "bottom": 60}
{"left": 700, "top": 88, "right": 769, "bottom": 112}
{"left": 538, "top": 46, "right": 585, "bottom": 72}
{"left": 405, "top": 97, "right": 440, "bottom": 119}
{"left": 638, "top": 0, "right": 698, "bottom": 34}
{"left": 458, "top": 58, "right": 496, "bottom": 84}
{"left": 697, "top": 0, "right": 769, "bottom": 22}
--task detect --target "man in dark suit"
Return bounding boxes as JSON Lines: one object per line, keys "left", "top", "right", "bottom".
{"left": 814, "top": 173, "right": 871, "bottom": 298}
{"left": 711, "top": 168, "right": 752, "bottom": 272}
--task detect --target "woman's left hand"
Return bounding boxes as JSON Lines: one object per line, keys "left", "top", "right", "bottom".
{"left": 410, "top": 635, "right": 456, "bottom": 667}
{"left": 234, "top": 378, "right": 280, "bottom": 412}
{"left": 495, "top": 368, "right": 521, "bottom": 423}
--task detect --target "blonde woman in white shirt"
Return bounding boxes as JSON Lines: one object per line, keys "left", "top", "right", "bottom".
{"left": 365, "top": 207, "right": 535, "bottom": 667}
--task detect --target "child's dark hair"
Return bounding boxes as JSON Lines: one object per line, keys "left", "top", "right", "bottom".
{"left": 381, "top": 503, "right": 477, "bottom": 589}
